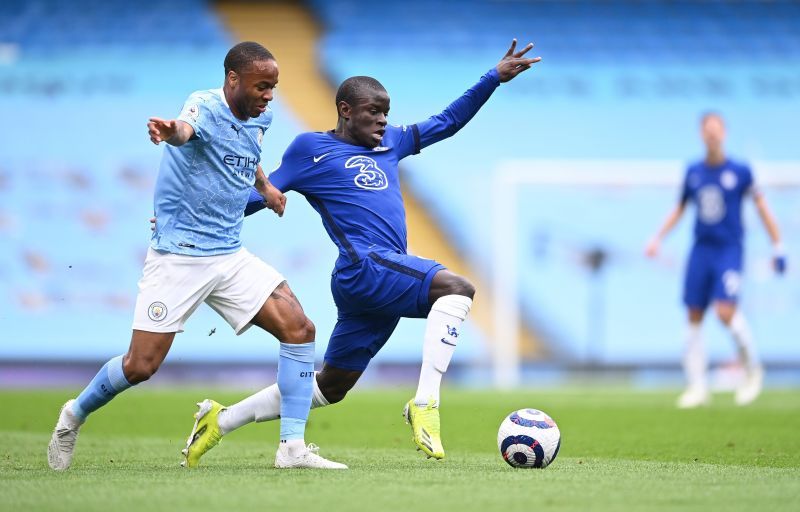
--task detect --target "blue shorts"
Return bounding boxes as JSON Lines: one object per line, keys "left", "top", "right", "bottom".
{"left": 324, "top": 251, "right": 445, "bottom": 371}
{"left": 683, "top": 243, "right": 743, "bottom": 310}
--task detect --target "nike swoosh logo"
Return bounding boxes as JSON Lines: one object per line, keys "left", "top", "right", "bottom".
{"left": 313, "top": 152, "right": 331, "bottom": 163}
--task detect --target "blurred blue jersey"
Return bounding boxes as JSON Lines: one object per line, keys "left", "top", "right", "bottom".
{"left": 680, "top": 158, "right": 757, "bottom": 246}
{"left": 152, "top": 88, "right": 273, "bottom": 255}
{"left": 252, "top": 68, "right": 501, "bottom": 271}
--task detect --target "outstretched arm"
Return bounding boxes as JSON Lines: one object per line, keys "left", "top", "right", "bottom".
{"left": 753, "top": 194, "right": 785, "bottom": 274}
{"left": 414, "top": 39, "right": 541, "bottom": 151}
{"left": 645, "top": 203, "right": 686, "bottom": 258}
{"left": 147, "top": 117, "right": 195, "bottom": 146}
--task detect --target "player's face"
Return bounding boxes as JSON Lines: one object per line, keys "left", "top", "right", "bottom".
{"left": 227, "top": 59, "right": 279, "bottom": 120}
{"left": 343, "top": 90, "right": 390, "bottom": 148}
{"left": 701, "top": 115, "right": 725, "bottom": 152}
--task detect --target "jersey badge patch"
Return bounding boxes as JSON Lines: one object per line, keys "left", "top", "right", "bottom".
{"left": 720, "top": 170, "right": 738, "bottom": 190}
{"left": 148, "top": 302, "right": 168, "bottom": 322}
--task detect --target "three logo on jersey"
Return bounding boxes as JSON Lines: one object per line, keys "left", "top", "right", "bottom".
{"left": 344, "top": 155, "right": 388, "bottom": 190}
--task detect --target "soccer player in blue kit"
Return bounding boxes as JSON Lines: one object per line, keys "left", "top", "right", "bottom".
{"left": 47, "top": 42, "right": 345, "bottom": 470}
{"left": 646, "top": 112, "right": 785, "bottom": 408}
{"left": 181, "top": 40, "right": 540, "bottom": 463}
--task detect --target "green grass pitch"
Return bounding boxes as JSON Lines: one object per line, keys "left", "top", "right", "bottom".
{"left": 1, "top": 388, "right": 799, "bottom": 512}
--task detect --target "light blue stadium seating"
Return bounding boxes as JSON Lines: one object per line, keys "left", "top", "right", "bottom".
{"left": 1, "top": 0, "right": 798, "bottom": 367}
{"left": 307, "top": 0, "right": 800, "bottom": 364}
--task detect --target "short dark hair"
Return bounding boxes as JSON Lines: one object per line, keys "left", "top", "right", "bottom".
{"left": 700, "top": 111, "right": 724, "bottom": 126}
{"left": 335, "top": 76, "right": 386, "bottom": 106}
{"left": 224, "top": 42, "right": 275, "bottom": 75}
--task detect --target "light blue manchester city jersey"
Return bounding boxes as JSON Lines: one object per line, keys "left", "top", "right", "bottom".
{"left": 151, "top": 88, "right": 272, "bottom": 255}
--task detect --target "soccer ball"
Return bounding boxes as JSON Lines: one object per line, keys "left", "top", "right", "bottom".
{"left": 497, "top": 408, "right": 561, "bottom": 469}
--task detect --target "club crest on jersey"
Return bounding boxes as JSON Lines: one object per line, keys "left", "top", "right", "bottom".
{"left": 345, "top": 155, "right": 388, "bottom": 190}
{"left": 184, "top": 104, "right": 200, "bottom": 122}
{"left": 257, "top": 127, "right": 264, "bottom": 146}
{"left": 720, "top": 170, "right": 737, "bottom": 190}
{"left": 148, "top": 302, "right": 168, "bottom": 322}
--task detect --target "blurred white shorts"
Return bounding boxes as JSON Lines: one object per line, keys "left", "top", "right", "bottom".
{"left": 132, "top": 247, "right": 285, "bottom": 335}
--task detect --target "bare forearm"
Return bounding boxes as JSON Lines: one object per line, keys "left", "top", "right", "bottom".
{"left": 165, "top": 121, "right": 194, "bottom": 147}
{"left": 254, "top": 166, "right": 270, "bottom": 198}
{"left": 653, "top": 204, "right": 685, "bottom": 241}
{"left": 755, "top": 196, "right": 781, "bottom": 245}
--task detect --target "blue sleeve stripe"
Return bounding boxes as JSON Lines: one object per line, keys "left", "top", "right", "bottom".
{"left": 411, "top": 124, "right": 420, "bottom": 154}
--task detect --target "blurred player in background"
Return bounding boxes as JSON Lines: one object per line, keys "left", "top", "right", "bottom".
{"left": 48, "top": 42, "right": 346, "bottom": 471}
{"left": 182, "top": 39, "right": 540, "bottom": 465}
{"left": 645, "top": 112, "right": 785, "bottom": 408}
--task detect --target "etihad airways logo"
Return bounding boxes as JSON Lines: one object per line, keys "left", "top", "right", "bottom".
{"left": 223, "top": 154, "right": 258, "bottom": 169}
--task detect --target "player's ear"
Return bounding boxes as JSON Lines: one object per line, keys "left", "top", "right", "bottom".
{"left": 227, "top": 70, "right": 239, "bottom": 88}
{"left": 337, "top": 101, "right": 351, "bottom": 120}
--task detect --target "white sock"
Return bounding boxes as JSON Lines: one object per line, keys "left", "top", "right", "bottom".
{"left": 414, "top": 295, "right": 472, "bottom": 406}
{"left": 683, "top": 322, "right": 707, "bottom": 391}
{"left": 729, "top": 311, "right": 759, "bottom": 370}
{"left": 218, "top": 374, "right": 330, "bottom": 435}
{"left": 279, "top": 438, "right": 307, "bottom": 457}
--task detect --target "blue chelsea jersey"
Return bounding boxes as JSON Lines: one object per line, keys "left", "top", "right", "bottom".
{"left": 269, "top": 127, "right": 418, "bottom": 269}
{"left": 151, "top": 88, "right": 272, "bottom": 255}
{"left": 265, "top": 68, "right": 502, "bottom": 271}
{"left": 680, "top": 158, "right": 758, "bottom": 245}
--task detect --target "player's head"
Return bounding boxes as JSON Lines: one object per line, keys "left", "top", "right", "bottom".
{"left": 335, "top": 76, "right": 389, "bottom": 148}
{"left": 223, "top": 41, "right": 278, "bottom": 120}
{"left": 700, "top": 111, "right": 726, "bottom": 153}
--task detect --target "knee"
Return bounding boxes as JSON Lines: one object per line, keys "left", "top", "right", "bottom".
{"left": 318, "top": 379, "right": 351, "bottom": 404}
{"left": 281, "top": 316, "right": 316, "bottom": 344}
{"left": 315, "top": 368, "right": 358, "bottom": 404}
{"left": 122, "top": 355, "right": 160, "bottom": 384}
{"left": 716, "top": 304, "right": 735, "bottom": 325}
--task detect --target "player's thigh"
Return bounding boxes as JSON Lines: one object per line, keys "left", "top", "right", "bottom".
{"left": 711, "top": 245, "right": 743, "bottom": 304}
{"left": 332, "top": 252, "right": 444, "bottom": 318}
{"left": 205, "top": 248, "right": 291, "bottom": 336}
{"left": 132, "top": 248, "right": 217, "bottom": 333}
{"left": 682, "top": 245, "right": 714, "bottom": 310}
{"left": 324, "top": 314, "right": 400, "bottom": 372}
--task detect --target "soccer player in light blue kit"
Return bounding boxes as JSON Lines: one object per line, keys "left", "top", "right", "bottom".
{"left": 47, "top": 42, "right": 345, "bottom": 471}
{"left": 646, "top": 112, "right": 785, "bottom": 408}
{"left": 182, "top": 40, "right": 540, "bottom": 463}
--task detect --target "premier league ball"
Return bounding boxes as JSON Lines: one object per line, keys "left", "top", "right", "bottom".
{"left": 497, "top": 408, "right": 561, "bottom": 469}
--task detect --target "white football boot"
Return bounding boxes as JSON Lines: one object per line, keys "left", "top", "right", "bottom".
{"left": 735, "top": 365, "right": 764, "bottom": 406}
{"left": 274, "top": 443, "right": 347, "bottom": 469}
{"left": 47, "top": 399, "right": 84, "bottom": 470}
{"left": 676, "top": 386, "right": 710, "bottom": 409}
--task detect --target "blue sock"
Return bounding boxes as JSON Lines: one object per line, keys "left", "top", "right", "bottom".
{"left": 71, "top": 355, "right": 133, "bottom": 421}
{"left": 277, "top": 342, "right": 315, "bottom": 441}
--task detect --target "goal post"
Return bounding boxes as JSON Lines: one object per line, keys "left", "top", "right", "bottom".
{"left": 490, "top": 159, "right": 800, "bottom": 389}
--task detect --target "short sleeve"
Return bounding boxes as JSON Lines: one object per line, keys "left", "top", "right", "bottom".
{"left": 177, "top": 93, "right": 214, "bottom": 141}
{"left": 742, "top": 165, "right": 761, "bottom": 198}
{"left": 268, "top": 135, "right": 308, "bottom": 192}
{"left": 680, "top": 168, "right": 691, "bottom": 205}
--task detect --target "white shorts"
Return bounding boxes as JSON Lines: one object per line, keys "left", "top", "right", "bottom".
{"left": 132, "top": 247, "right": 285, "bottom": 335}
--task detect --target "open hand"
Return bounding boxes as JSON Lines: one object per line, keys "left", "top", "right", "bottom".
{"left": 496, "top": 39, "right": 541, "bottom": 83}
{"left": 644, "top": 238, "right": 660, "bottom": 258}
{"left": 148, "top": 117, "right": 178, "bottom": 145}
